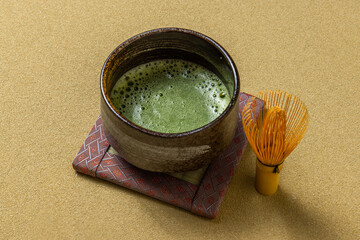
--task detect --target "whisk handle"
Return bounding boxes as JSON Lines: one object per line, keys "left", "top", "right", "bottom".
{"left": 255, "top": 159, "right": 284, "bottom": 195}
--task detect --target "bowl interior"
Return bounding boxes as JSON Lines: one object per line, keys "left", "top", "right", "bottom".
{"left": 101, "top": 28, "right": 239, "bottom": 135}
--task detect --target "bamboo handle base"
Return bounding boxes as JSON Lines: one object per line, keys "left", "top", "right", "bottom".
{"left": 255, "top": 159, "right": 284, "bottom": 195}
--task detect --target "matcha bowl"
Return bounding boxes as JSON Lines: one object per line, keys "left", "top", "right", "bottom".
{"left": 100, "top": 28, "right": 240, "bottom": 172}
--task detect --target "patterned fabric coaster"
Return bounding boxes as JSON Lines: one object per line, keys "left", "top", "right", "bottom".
{"left": 72, "top": 93, "right": 260, "bottom": 218}
{"left": 108, "top": 146, "right": 208, "bottom": 185}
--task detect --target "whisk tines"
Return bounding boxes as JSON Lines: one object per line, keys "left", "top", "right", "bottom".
{"left": 242, "top": 90, "right": 309, "bottom": 166}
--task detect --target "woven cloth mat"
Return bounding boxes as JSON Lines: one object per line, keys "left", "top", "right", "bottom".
{"left": 72, "top": 92, "right": 261, "bottom": 218}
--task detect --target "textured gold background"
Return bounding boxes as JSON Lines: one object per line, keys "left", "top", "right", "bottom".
{"left": 1, "top": 1, "right": 359, "bottom": 239}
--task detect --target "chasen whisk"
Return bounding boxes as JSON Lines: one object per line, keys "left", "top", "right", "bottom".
{"left": 242, "top": 90, "right": 309, "bottom": 195}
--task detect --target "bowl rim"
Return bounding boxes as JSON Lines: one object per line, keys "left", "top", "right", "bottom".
{"left": 100, "top": 27, "right": 240, "bottom": 138}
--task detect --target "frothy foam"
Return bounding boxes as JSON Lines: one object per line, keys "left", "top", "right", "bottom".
{"left": 110, "top": 59, "right": 231, "bottom": 133}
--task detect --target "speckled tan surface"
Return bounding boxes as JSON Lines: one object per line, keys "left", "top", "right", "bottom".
{"left": 1, "top": 1, "right": 359, "bottom": 239}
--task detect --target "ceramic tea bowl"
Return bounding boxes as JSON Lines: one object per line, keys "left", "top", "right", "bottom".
{"left": 100, "top": 28, "right": 240, "bottom": 172}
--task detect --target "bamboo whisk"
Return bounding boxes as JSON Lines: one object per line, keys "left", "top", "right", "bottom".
{"left": 242, "top": 90, "right": 309, "bottom": 195}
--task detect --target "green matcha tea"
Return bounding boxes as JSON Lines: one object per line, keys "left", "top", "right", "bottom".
{"left": 110, "top": 59, "right": 231, "bottom": 133}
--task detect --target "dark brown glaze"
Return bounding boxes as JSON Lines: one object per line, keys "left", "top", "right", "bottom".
{"left": 100, "top": 28, "right": 240, "bottom": 172}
